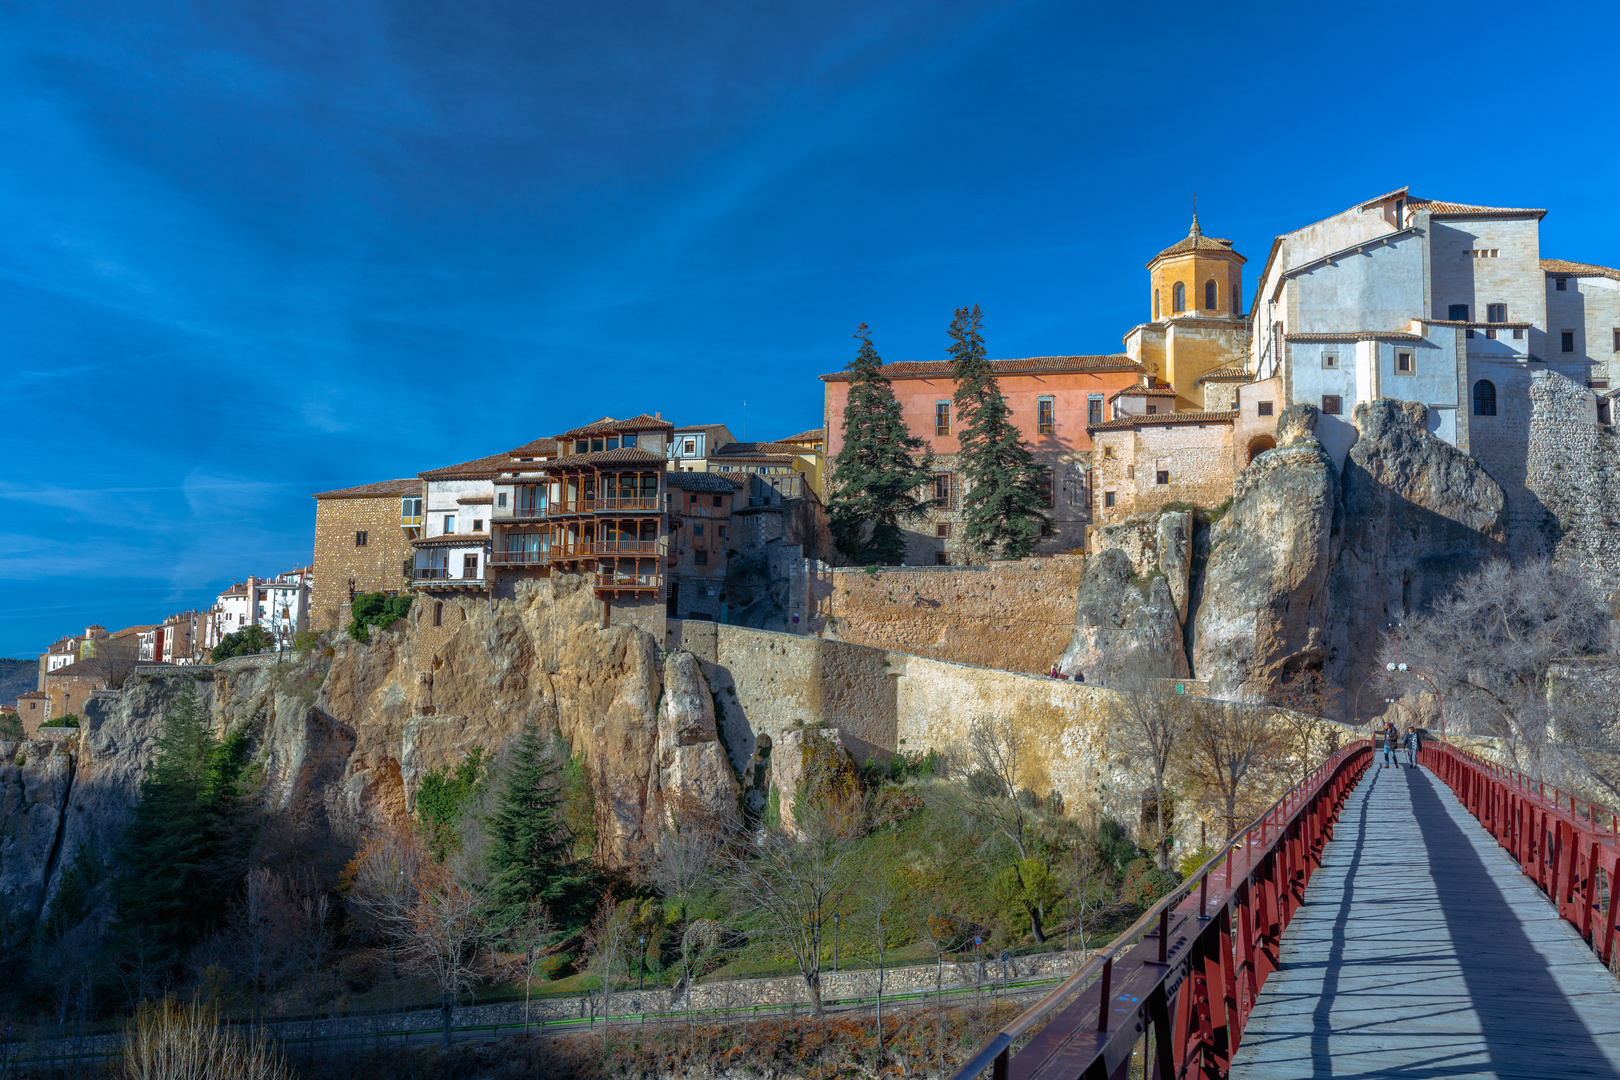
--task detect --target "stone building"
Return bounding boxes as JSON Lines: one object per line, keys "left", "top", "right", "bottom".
{"left": 43, "top": 654, "right": 138, "bottom": 722}
{"left": 1246, "top": 186, "right": 1611, "bottom": 547}
{"left": 309, "top": 478, "right": 422, "bottom": 631}
{"left": 665, "top": 470, "right": 743, "bottom": 621}
{"left": 666, "top": 423, "right": 737, "bottom": 473}
{"left": 16, "top": 691, "right": 50, "bottom": 735}
{"left": 1089, "top": 411, "right": 1237, "bottom": 528}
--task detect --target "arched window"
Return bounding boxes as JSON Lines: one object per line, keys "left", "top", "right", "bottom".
{"left": 1204, "top": 280, "right": 1217, "bottom": 310}
{"left": 1473, "top": 379, "right": 1497, "bottom": 417}
{"left": 1172, "top": 282, "right": 1185, "bottom": 313}
{"left": 1153, "top": 289, "right": 1160, "bottom": 320}
{"left": 1230, "top": 280, "right": 1241, "bottom": 315}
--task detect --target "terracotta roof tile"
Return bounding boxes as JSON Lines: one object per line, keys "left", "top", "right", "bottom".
{"left": 549, "top": 447, "right": 666, "bottom": 468}
{"left": 666, "top": 471, "right": 745, "bottom": 492}
{"left": 312, "top": 478, "right": 421, "bottom": 500}
{"left": 1148, "top": 218, "right": 1242, "bottom": 265}
{"left": 1356, "top": 186, "right": 1411, "bottom": 210}
{"left": 1088, "top": 409, "right": 1238, "bottom": 432}
{"left": 1409, "top": 197, "right": 1546, "bottom": 219}
{"left": 821, "top": 355, "right": 1138, "bottom": 381}
{"left": 506, "top": 438, "right": 559, "bottom": 459}
{"left": 1196, "top": 364, "right": 1254, "bottom": 382}
{"left": 779, "top": 428, "right": 824, "bottom": 444}
{"left": 1541, "top": 258, "right": 1620, "bottom": 282}
{"left": 714, "top": 441, "right": 805, "bottom": 456}
{"left": 555, "top": 414, "right": 674, "bottom": 440}
{"left": 418, "top": 451, "right": 512, "bottom": 481}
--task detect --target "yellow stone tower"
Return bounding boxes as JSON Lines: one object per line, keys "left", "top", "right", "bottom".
{"left": 1124, "top": 215, "right": 1250, "bottom": 411}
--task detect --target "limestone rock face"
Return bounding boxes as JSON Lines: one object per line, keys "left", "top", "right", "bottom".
{"left": 1326, "top": 398, "right": 1506, "bottom": 690}
{"left": 1059, "top": 548, "right": 1190, "bottom": 682}
{"left": 652, "top": 651, "right": 740, "bottom": 833}
{"left": 1191, "top": 405, "right": 1341, "bottom": 701}
{"left": 0, "top": 740, "right": 76, "bottom": 925}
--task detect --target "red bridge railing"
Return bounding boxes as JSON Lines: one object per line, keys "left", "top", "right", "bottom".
{"left": 950, "top": 740, "right": 1373, "bottom": 1080}
{"left": 1419, "top": 741, "right": 1620, "bottom": 969}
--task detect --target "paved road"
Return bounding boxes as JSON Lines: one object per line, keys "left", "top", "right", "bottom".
{"left": 1232, "top": 761, "right": 1620, "bottom": 1079}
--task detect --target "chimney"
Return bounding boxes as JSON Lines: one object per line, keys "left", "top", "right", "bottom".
{"left": 655, "top": 411, "right": 662, "bottom": 419}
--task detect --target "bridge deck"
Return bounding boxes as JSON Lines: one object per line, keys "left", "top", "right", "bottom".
{"left": 1232, "top": 761, "right": 1620, "bottom": 1079}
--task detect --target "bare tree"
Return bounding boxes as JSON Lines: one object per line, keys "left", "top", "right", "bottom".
{"left": 340, "top": 824, "right": 426, "bottom": 981}
{"left": 228, "top": 868, "right": 294, "bottom": 1025}
{"left": 1390, "top": 558, "right": 1611, "bottom": 792}
{"left": 501, "top": 900, "right": 558, "bottom": 1035}
{"left": 959, "top": 718, "right": 1037, "bottom": 858}
{"left": 1176, "top": 699, "right": 1281, "bottom": 840}
{"left": 284, "top": 878, "right": 333, "bottom": 1058}
{"left": 863, "top": 880, "right": 902, "bottom": 1067}
{"left": 726, "top": 750, "right": 863, "bottom": 1017}
{"left": 404, "top": 859, "right": 494, "bottom": 1048}
{"left": 1109, "top": 680, "right": 1194, "bottom": 869}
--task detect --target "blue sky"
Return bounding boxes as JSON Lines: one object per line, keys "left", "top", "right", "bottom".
{"left": 4, "top": 0, "right": 1618, "bottom": 658}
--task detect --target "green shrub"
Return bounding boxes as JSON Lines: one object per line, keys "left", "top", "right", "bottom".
{"left": 0, "top": 713, "right": 23, "bottom": 741}
{"left": 57, "top": 714, "right": 80, "bottom": 728}
{"left": 211, "top": 626, "right": 276, "bottom": 662}
{"left": 293, "top": 630, "right": 321, "bottom": 654}
{"left": 416, "top": 747, "right": 488, "bottom": 858}
{"left": 1177, "top": 842, "right": 1217, "bottom": 878}
{"left": 347, "top": 593, "right": 414, "bottom": 642}
{"left": 1121, "top": 857, "right": 1177, "bottom": 910}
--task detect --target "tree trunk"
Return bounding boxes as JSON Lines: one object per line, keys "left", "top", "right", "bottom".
{"left": 805, "top": 971, "right": 825, "bottom": 1016}
{"left": 441, "top": 993, "right": 453, "bottom": 1048}
{"left": 1029, "top": 906, "right": 1046, "bottom": 943}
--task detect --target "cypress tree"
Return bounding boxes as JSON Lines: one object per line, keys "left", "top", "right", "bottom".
{"left": 827, "top": 324, "right": 934, "bottom": 564}
{"left": 949, "top": 304, "right": 1050, "bottom": 559}
{"left": 484, "top": 725, "right": 594, "bottom": 930}
{"left": 117, "top": 681, "right": 246, "bottom": 964}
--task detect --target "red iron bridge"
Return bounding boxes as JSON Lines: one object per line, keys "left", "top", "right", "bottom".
{"left": 952, "top": 741, "right": 1620, "bottom": 1080}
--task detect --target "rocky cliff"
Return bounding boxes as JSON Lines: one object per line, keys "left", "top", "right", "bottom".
{"left": 2, "top": 574, "right": 743, "bottom": 929}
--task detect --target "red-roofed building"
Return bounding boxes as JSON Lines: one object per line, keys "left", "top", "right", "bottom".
{"left": 821, "top": 354, "right": 1144, "bottom": 563}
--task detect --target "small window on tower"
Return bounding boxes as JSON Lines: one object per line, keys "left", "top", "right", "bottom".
{"left": 1104, "top": 491, "right": 1116, "bottom": 508}
{"left": 355, "top": 531, "right": 368, "bottom": 547}
{"left": 935, "top": 401, "right": 951, "bottom": 436}
{"left": 1204, "top": 280, "right": 1217, "bottom": 310}
{"left": 1173, "top": 282, "right": 1186, "bottom": 313}
{"left": 1102, "top": 445, "right": 1115, "bottom": 459}
{"left": 1562, "top": 330, "right": 1576, "bottom": 353}
{"left": 1322, "top": 353, "right": 1339, "bottom": 370}
{"left": 1396, "top": 352, "right": 1414, "bottom": 374}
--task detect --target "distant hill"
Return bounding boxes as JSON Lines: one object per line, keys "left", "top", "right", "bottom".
{"left": 0, "top": 657, "right": 37, "bottom": 709}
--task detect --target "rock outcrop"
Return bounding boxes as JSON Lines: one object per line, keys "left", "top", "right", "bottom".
{"left": 1326, "top": 398, "right": 1505, "bottom": 690}
{"left": 1192, "top": 404, "right": 1341, "bottom": 701}
{"left": 1059, "top": 548, "right": 1189, "bottom": 682}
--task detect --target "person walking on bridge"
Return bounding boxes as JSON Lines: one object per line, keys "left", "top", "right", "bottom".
{"left": 1382, "top": 721, "right": 1399, "bottom": 768}
{"left": 1404, "top": 725, "right": 1421, "bottom": 768}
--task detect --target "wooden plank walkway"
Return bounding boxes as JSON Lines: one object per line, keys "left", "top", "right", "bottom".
{"left": 1231, "top": 761, "right": 1620, "bottom": 1079}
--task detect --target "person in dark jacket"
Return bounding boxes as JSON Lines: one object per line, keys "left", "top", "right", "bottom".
{"left": 1382, "top": 722, "right": 1399, "bottom": 768}
{"left": 1404, "top": 725, "right": 1421, "bottom": 768}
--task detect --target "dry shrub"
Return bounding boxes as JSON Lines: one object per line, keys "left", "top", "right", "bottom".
{"left": 122, "top": 994, "right": 291, "bottom": 1080}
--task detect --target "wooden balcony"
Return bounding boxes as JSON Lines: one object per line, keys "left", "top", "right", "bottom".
{"left": 546, "top": 497, "right": 661, "bottom": 517}
{"left": 488, "top": 549, "right": 550, "bottom": 567}
{"left": 596, "top": 539, "right": 660, "bottom": 556}
{"left": 493, "top": 505, "right": 549, "bottom": 521}
{"left": 594, "top": 571, "right": 660, "bottom": 594}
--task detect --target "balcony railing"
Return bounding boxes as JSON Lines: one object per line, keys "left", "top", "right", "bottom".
{"left": 401, "top": 515, "right": 423, "bottom": 528}
{"left": 413, "top": 566, "right": 450, "bottom": 580}
{"left": 596, "top": 539, "right": 660, "bottom": 556}
{"left": 595, "top": 571, "right": 660, "bottom": 592}
{"left": 552, "top": 540, "right": 596, "bottom": 560}
{"left": 503, "top": 504, "right": 549, "bottom": 520}
{"left": 488, "top": 549, "right": 550, "bottom": 567}
{"left": 546, "top": 497, "right": 660, "bottom": 516}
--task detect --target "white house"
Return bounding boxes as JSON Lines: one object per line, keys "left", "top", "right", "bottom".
{"left": 411, "top": 452, "right": 503, "bottom": 593}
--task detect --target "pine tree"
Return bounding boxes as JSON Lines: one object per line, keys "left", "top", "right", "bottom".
{"left": 483, "top": 725, "right": 594, "bottom": 931}
{"left": 827, "top": 324, "right": 934, "bottom": 564}
{"left": 949, "top": 304, "right": 1050, "bottom": 559}
{"left": 116, "top": 681, "right": 247, "bottom": 965}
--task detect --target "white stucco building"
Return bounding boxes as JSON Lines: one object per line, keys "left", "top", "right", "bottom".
{"left": 1247, "top": 187, "right": 1601, "bottom": 465}
{"left": 411, "top": 452, "right": 502, "bottom": 593}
